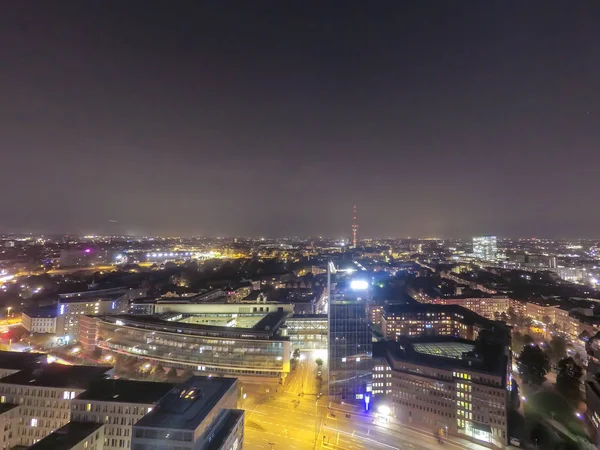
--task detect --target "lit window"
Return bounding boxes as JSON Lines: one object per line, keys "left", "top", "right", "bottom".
{"left": 31, "top": 418, "right": 38, "bottom": 427}
{"left": 86, "top": 403, "right": 91, "bottom": 411}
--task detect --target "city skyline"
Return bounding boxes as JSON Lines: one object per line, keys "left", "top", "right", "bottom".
{"left": 2, "top": 2, "right": 600, "bottom": 238}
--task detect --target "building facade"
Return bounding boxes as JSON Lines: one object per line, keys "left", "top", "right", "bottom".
{"left": 378, "top": 345, "right": 508, "bottom": 448}
{"left": 381, "top": 304, "right": 501, "bottom": 342}
{"left": 0, "top": 364, "right": 112, "bottom": 447}
{"left": 56, "top": 288, "right": 145, "bottom": 340}
{"left": 70, "top": 379, "right": 174, "bottom": 450}
{"left": 328, "top": 299, "right": 372, "bottom": 403}
{"left": 22, "top": 308, "right": 57, "bottom": 334}
{"left": 85, "top": 313, "right": 291, "bottom": 383}
{"left": 472, "top": 236, "right": 497, "bottom": 262}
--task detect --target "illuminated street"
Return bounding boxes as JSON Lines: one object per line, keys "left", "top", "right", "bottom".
{"left": 243, "top": 351, "right": 490, "bottom": 450}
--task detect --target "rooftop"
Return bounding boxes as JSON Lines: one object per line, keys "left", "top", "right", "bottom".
{"left": 28, "top": 421, "right": 103, "bottom": 450}
{"left": 0, "top": 350, "right": 47, "bottom": 371}
{"left": 413, "top": 341, "right": 475, "bottom": 359}
{"left": 76, "top": 379, "right": 175, "bottom": 404}
{"left": 377, "top": 334, "right": 509, "bottom": 382}
{"left": 98, "top": 310, "right": 289, "bottom": 340}
{"left": 23, "top": 306, "right": 57, "bottom": 319}
{"left": 134, "top": 376, "right": 237, "bottom": 431}
{"left": 0, "top": 403, "right": 19, "bottom": 415}
{"left": 0, "top": 363, "right": 112, "bottom": 388}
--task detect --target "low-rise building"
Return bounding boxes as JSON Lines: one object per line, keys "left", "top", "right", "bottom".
{"left": 22, "top": 307, "right": 57, "bottom": 334}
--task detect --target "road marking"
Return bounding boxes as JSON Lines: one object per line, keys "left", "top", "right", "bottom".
{"left": 324, "top": 426, "right": 399, "bottom": 450}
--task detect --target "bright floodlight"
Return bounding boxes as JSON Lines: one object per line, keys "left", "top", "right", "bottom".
{"left": 378, "top": 405, "right": 391, "bottom": 416}
{"left": 350, "top": 280, "right": 369, "bottom": 290}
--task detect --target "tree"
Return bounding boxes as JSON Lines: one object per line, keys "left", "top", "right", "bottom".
{"left": 181, "top": 367, "right": 194, "bottom": 380}
{"left": 517, "top": 344, "right": 550, "bottom": 386}
{"left": 151, "top": 364, "right": 165, "bottom": 379}
{"left": 292, "top": 349, "right": 301, "bottom": 360}
{"left": 556, "top": 357, "right": 583, "bottom": 403}
{"left": 315, "top": 358, "right": 324, "bottom": 369}
{"left": 512, "top": 332, "right": 525, "bottom": 353}
{"left": 542, "top": 315, "right": 552, "bottom": 326}
{"left": 166, "top": 367, "right": 178, "bottom": 380}
{"left": 91, "top": 347, "right": 103, "bottom": 360}
{"left": 509, "top": 380, "right": 521, "bottom": 410}
{"left": 548, "top": 335, "right": 567, "bottom": 364}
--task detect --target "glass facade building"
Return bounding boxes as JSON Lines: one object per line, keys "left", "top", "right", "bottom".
{"left": 94, "top": 315, "right": 291, "bottom": 382}
{"left": 472, "top": 236, "right": 497, "bottom": 261}
{"left": 328, "top": 298, "right": 372, "bottom": 403}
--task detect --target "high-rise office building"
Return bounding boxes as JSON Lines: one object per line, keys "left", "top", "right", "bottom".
{"left": 328, "top": 271, "right": 372, "bottom": 404}
{"left": 472, "top": 236, "right": 497, "bottom": 261}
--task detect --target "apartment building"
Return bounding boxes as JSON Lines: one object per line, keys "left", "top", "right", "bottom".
{"left": 70, "top": 379, "right": 174, "bottom": 450}
{"left": 0, "top": 403, "right": 20, "bottom": 449}
{"left": 0, "top": 364, "right": 112, "bottom": 446}
{"left": 427, "top": 297, "right": 510, "bottom": 320}
{"left": 524, "top": 300, "right": 559, "bottom": 323}
{"left": 381, "top": 303, "right": 501, "bottom": 342}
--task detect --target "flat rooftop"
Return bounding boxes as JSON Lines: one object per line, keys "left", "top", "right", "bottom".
{"left": 135, "top": 376, "right": 237, "bottom": 430}
{"left": 23, "top": 306, "right": 57, "bottom": 318}
{"left": 98, "top": 310, "right": 289, "bottom": 339}
{"left": 0, "top": 403, "right": 19, "bottom": 414}
{"left": 0, "top": 350, "right": 47, "bottom": 370}
{"left": 378, "top": 335, "right": 508, "bottom": 381}
{"left": 28, "top": 421, "right": 103, "bottom": 450}
{"left": 76, "top": 379, "right": 175, "bottom": 404}
{"left": 0, "top": 363, "right": 111, "bottom": 388}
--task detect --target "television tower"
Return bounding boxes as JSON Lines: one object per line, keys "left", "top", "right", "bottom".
{"left": 352, "top": 205, "right": 358, "bottom": 248}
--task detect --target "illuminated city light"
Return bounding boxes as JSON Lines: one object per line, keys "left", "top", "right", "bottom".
{"left": 350, "top": 279, "right": 369, "bottom": 290}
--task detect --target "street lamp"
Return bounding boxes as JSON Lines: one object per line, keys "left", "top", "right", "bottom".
{"left": 377, "top": 405, "right": 391, "bottom": 416}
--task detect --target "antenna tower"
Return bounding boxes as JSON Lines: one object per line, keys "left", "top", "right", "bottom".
{"left": 352, "top": 205, "right": 358, "bottom": 248}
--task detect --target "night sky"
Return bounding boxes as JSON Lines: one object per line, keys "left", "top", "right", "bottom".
{"left": 2, "top": 2, "right": 600, "bottom": 238}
